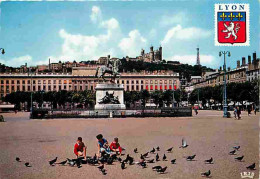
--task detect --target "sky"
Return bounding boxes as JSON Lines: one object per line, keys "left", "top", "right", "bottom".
{"left": 0, "top": 0, "right": 259, "bottom": 69}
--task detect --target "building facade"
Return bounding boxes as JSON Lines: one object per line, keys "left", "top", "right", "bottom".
{"left": 0, "top": 70, "right": 180, "bottom": 99}
{"left": 126, "top": 46, "right": 163, "bottom": 63}
{"left": 192, "top": 52, "right": 259, "bottom": 89}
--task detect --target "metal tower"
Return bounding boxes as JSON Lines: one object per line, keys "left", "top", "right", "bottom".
{"left": 196, "top": 47, "right": 200, "bottom": 66}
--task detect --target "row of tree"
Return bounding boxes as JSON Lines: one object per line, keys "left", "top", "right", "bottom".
{"left": 3, "top": 90, "right": 95, "bottom": 110}
{"left": 124, "top": 89, "right": 187, "bottom": 108}
{"left": 189, "top": 81, "right": 259, "bottom": 108}
{"left": 2, "top": 81, "right": 258, "bottom": 110}
{"left": 2, "top": 89, "right": 188, "bottom": 110}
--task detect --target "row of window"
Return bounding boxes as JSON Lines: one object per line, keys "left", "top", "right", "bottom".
{"left": 0, "top": 79, "right": 177, "bottom": 85}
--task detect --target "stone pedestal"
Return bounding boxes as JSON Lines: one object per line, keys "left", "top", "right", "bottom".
{"left": 95, "top": 83, "right": 126, "bottom": 110}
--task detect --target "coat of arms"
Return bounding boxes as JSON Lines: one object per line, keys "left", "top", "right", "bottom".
{"left": 215, "top": 4, "right": 249, "bottom": 46}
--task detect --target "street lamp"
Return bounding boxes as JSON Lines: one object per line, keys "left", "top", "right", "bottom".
{"left": 172, "top": 79, "right": 175, "bottom": 108}
{"left": 0, "top": 48, "right": 5, "bottom": 55}
{"left": 219, "top": 51, "right": 231, "bottom": 118}
{"left": 28, "top": 68, "right": 34, "bottom": 118}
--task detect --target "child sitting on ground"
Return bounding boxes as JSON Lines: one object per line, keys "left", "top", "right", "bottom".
{"left": 96, "top": 134, "right": 111, "bottom": 157}
{"left": 110, "top": 137, "right": 122, "bottom": 155}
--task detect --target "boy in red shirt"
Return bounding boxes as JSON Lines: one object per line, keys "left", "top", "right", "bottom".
{"left": 74, "top": 137, "right": 87, "bottom": 160}
{"left": 110, "top": 137, "right": 122, "bottom": 155}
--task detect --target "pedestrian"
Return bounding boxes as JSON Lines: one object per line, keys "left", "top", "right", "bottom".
{"left": 247, "top": 105, "right": 251, "bottom": 116}
{"left": 254, "top": 106, "right": 257, "bottom": 115}
{"left": 237, "top": 107, "right": 241, "bottom": 119}
{"left": 234, "top": 107, "right": 237, "bottom": 119}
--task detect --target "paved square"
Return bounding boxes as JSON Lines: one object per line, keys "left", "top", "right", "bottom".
{"left": 0, "top": 110, "right": 259, "bottom": 179}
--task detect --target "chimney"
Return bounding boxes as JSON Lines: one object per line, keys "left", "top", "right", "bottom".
{"left": 253, "top": 52, "right": 257, "bottom": 65}
{"left": 237, "top": 60, "right": 240, "bottom": 68}
{"left": 219, "top": 66, "right": 222, "bottom": 71}
{"left": 248, "top": 55, "right": 251, "bottom": 64}
{"left": 228, "top": 67, "right": 231, "bottom": 71}
{"left": 242, "top": 57, "right": 246, "bottom": 66}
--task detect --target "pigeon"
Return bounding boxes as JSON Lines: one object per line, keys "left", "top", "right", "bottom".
{"left": 107, "top": 157, "right": 113, "bottom": 165}
{"left": 156, "top": 146, "right": 160, "bottom": 151}
{"left": 204, "top": 157, "right": 213, "bottom": 164}
{"left": 111, "top": 154, "right": 117, "bottom": 161}
{"left": 167, "top": 147, "right": 173, "bottom": 153}
{"left": 229, "top": 150, "right": 236, "bottom": 155}
{"left": 246, "top": 163, "right": 255, "bottom": 170}
{"left": 102, "top": 169, "right": 107, "bottom": 175}
{"left": 147, "top": 159, "right": 154, "bottom": 163}
{"left": 76, "top": 158, "right": 81, "bottom": 168}
{"left": 124, "top": 154, "right": 130, "bottom": 163}
{"left": 128, "top": 157, "right": 134, "bottom": 165}
{"left": 233, "top": 146, "right": 240, "bottom": 151}
{"left": 152, "top": 165, "right": 162, "bottom": 171}
{"left": 157, "top": 166, "right": 167, "bottom": 174}
{"left": 150, "top": 148, "right": 155, "bottom": 153}
{"left": 201, "top": 170, "right": 211, "bottom": 177}
{"left": 134, "top": 148, "right": 138, "bottom": 153}
{"left": 56, "top": 160, "right": 67, "bottom": 165}
{"left": 162, "top": 154, "right": 167, "bottom": 161}
{"left": 117, "top": 157, "right": 122, "bottom": 162}
{"left": 143, "top": 152, "right": 149, "bottom": 158}
{"left": 235, "top": 156, "right": 244, "bottom": 162}
{"left": 156, "top": 153, "right": 160, "bottom": 161}
{"left": 171, "top": 159, "right": 176, "bottom": 164}
{"left": 98, "top": 164, "right": 104, "bottom": 171}
{"left": 49, "top": 157, "right": 58, "bottom": 166}
{"left": 180, "top": 138, "right": 188, "bottom": 148}
{"left": 99, "top": 157, "right": 106, "bottom": 164}
{"left": 16, "top": 157, "right": 21, "bottom": 162}
{"left": 25, "top": 162, "right": 30, "bottom": 167}
{"left": 121, "top": 162, "right": 126, "bottom": 170}
{"left": 139, "top": 161, "right": 147, "bottom": 168}
{"left": 68, "top": 160, "right": 76, "bottom": 167}
{"left": 93, "top": 154, "right": 97, "bottom": 161}
{"left": 140, "top": 154, "right": 145, "bottom": 160}
{"left": 186, "top": 155, "right": 196, "bottom": 161}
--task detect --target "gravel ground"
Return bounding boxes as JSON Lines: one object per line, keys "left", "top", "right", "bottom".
{"left": 0, "top": 110, "right": 259, "bottom": 179}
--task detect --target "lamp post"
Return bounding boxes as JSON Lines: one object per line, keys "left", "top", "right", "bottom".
{"left": 28, "top": 68, "right": 34, "bottom": 118}
{"left": 0, "top": 48, "right": 5, "bottom": 55}
{"left": 219, "top": 51, "right": 231, "bottom": 118}
{"left": 172, "top": 80, "right": 175, "bottom": 108}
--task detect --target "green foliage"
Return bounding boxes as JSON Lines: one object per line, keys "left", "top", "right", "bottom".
{"left": 119, "top": 59, "right": 214, "bottom": 82}
{"left": 189, "top": 81, "right": 259, "bottom": 107}
{"left": 3, "top": 90, "right": 95, "bottom": 109}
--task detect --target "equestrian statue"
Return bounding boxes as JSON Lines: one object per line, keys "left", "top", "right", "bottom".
{"left": 95, "top": 57, "right": 122, "bottom": 83}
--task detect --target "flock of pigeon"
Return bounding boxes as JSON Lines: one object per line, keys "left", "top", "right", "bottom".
{"left": 15, "top": 138, "right": 256, "bottom": 178}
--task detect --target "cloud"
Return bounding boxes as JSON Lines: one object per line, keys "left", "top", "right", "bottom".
{"left": 168, "top": 55, "right": 217, "bottom": 66}
{"left": 161, "top": 25, "right": 212, "bottom": 45}
{"left": 0, "top": 55, "right": 33, "bottom": 67}
{"left": 48, "top": 6, "right": 125, "bottom": 62}
{"left": 118, "top": 30, "right": 147, "bottom": 57}
{"left": 160, "top": 12, "right": 187, "bottom": 27}
{"left": 90, "top": 6, "right": 102, "bottom": 23}
{"left": 100, "top": 18, "right": 119, "bottom": 30}
{"left": 148, "top": 28, "right": 157, "bottom": 39}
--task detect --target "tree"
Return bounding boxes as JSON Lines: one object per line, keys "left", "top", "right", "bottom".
{"left": 140, "top": 90, "right": 150, "bottom": 107}
{"left": 151, "top": 91, "right": 163, "bottom": 108}
{"left": 162, "top": 90, "right": 173, "bottom": 107}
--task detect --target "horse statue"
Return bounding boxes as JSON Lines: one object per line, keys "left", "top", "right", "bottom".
{"left": 95, "top": 58, "right": 122, "bottom": 83}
